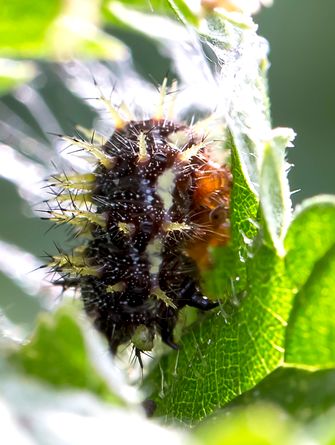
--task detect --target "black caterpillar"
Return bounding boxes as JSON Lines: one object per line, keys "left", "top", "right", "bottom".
{"left": 45, "top": 82, "right": 231, "bottom": 366}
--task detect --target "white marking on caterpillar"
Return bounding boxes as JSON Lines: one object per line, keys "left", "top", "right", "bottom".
{"left": 156, "top": 167, "right": 176, "bottom": 212}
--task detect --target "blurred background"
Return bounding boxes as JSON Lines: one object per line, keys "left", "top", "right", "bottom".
{"left": 0, "top": 0, "right": 334, "bottom": 326}
{"left": 257, "top": 0, "right": 335, "bottom": 202}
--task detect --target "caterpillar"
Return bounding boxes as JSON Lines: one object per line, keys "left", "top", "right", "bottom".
{"left": 45, "top": 80, "right": 231, "bottom": 367}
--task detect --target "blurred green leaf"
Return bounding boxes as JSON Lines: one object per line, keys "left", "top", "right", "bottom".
{"left": 195, "top": 401, "right": 335, "bottom": 445}
{"left": 102, "top": 0, "right": 199, "bottom": 28}
{"left": 0, "top": 358, "right": 184, "bottom": 445}
{"left": 0, "top": 306, "right": 185, "bottom": 444}
{"left": 309, "top": 407, "right": 335, "bottom": 445}
{"left": 284, "top": 197, "right": 335, "bottom": 368}
{"left": 0, "top": 0, "right": 126, "bottom": 60}
{"left": 9, "top": 305, "right": 123, "bottom": 404}
{"left": 195, "top": 403, "right": 308, "bottom": 445}
{"left": 0, "top": 0, "right": 62, "bottom": 56}
{"left": 284, "top": 197, "right": 335, "bottom": 294}
{"left": 166, "top": 0, "right": 199, "bottom": 25}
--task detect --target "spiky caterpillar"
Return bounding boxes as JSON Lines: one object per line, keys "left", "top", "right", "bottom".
{"left": 46, "top": 81, "right": 231, "bottom": 366}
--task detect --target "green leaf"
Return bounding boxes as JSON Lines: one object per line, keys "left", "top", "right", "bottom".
{"left": 0, "top": 358, "right": 184, "bottom": 445}
{"left": 9, "top": 305, "right": 124, "bottom": 404}
{"left": 284, "top": 196, "right": 335, "bottom": 289}
{"left": 148, "top": 193, "right": 335, "bottom": 423}
{"left": 284, "top": 197, "right": 335, "bottom": 368}
{"left": 200, "top": 15, "right": 295, "bottom": 253}
{"left": 0, "top": 0, "right": 126, "bottom": 59}
{"left": 196, "top": 398, "right": 335, "bottom": 445}
{"left": 0, "top": 0, "right": 62, "bottom": 56}
{"left": 166, "top": 0, "right": 199, "bottom": 25}
{"left": 134, "top": 12, "right": 335, "bottom": 418}
{"left": 286, "top": 249, "right": 335, "bottom": 368}
{"left": 0, "top": 307, "right": 184, "bottom": 443}
{"left": 195, "top": 400, "right": 335, "bottom": 445}
{"left": 309, "top": 408, "right": 335, "bottom": 445}
{"left": 145, "top": 137, "right": 294, "bottom": 424}
{"left": 142, "top": 12, "right": 301, "bottom": 425}
{"left": 230, "top": 141, "right": 259, "bottom": 249}
{"left": 149, "top": 247, "right": 291, "bottom": 423}
{"left": 195, "top": 403, "right": 306, "bottom": 445}
{"left": 199, "top": 13, "right": 270, "bottom": 193}
{"left": 204, "top": 140, "right": 259, "bottom": 300}
{"left": 260, "top": 129, "right": 294, "bottom": 254}
{"left": 229, "top": 367, "right": 335, "bottom": 422}
{"left": 102, "top": 0, "right": 199, "bottom": 28}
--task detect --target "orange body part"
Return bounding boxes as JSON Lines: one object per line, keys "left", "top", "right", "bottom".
{"left": 186, "top": 161, "right": 232, "bottom": 269}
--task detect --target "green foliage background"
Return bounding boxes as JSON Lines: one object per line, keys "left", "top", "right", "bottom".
{"left": 0, "top": 1, "right": 335, "bottom": 444}
{"left": 257, "top": 1, "right": 335, "bottom": 204}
